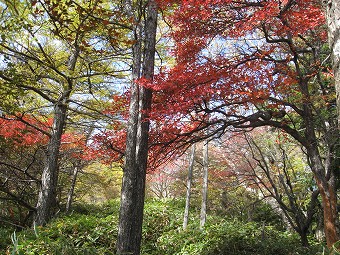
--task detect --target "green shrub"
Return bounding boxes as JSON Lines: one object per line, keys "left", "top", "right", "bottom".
{"left": 2, "top": 199, "right": 325, "bottom": 255}
{"left": 153, "top": 219, "right": 322, "bottom": 255}
{"left": 142, "top": 199, "right": 184, "bottom": 254}
{"left": 0, "top": 227, "right": 14, "bottom": 251}
{"left": 7, "top": 213, "right": 118, "bottom": 254}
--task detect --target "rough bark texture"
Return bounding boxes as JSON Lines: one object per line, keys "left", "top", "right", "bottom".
{"left": 303, "top": 98, "right": 339, "bottom": 247}
{"left": 183, "top": 144, "right": 195, "bottom": 230}
{"left": 116, "top": 1, "right": 158, "bottom": 254}
{"left": 34, "top": 48, "right": 78, "bottom": 226}
{"left": 324, "top": 3, "right": 340, "bottom": 245}
{"left": 310, "top": 148, "right": 339, "bottom": 247}
{"left": 325, "top": 0, "right": 340, "bottom": 124}
{"left": 200, "top": 141, "right": 208, "bottom": 229}
{"left": 35, "top": 102, "right": 68, "bottom": 226}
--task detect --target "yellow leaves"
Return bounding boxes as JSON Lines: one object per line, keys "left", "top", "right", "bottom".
{"left": 77, "top": 162, "right": 123, "bottom": 202}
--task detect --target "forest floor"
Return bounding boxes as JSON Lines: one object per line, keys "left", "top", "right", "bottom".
{"left": 1, "top": 199, "right": 327, "bottom": 255}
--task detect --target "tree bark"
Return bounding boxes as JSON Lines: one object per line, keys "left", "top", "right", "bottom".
{"left": 34, "top": 48, "right": 79, "bottom": 226}
{"left": 116, "top": 1, "right": 158, "bottom": 254}
{"left": 66, "top": 162, "right": 80, "bottom": 213}
{"left": 324, "top": 0, "right": 340, "bottom": 125}
{"left": 183, "top": 144, "right": 195, "bottom": 230}
{"left": 311, "top": 153, "right": 339, "bottom": 248}
{"left": 305, "top": 112, "right": 339, "bottom": 247}
{"left": 200, "top": 140, "right": 208, "bottom": 229}
{"left": 323, "top": 3, "right": 340, "bottom": 245}
{"left": 34, "top": 101, "right": 68, "bottom": 226}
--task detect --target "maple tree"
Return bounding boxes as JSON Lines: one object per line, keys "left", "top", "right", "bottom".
{"left": 218, "top": 129, "right": 320, "bottom": 246}
{"left": 0, "top": 119, "right": 45, "bottom": 227}
{"left": 0, "top": 0, "right": 338, "bottom": 251}
{"left": 150, "top": 0, "right": 339, "bottom": 247}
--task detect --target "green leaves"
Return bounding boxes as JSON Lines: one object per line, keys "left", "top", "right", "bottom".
{"left": 0, "top": 82, "right": 25, "bottom": 113}
{"left": 0, "top": 199, "right": 325, "bottom": 255}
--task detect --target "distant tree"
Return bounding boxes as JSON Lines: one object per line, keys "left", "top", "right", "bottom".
{"left": 183, "top": 144, "right": 195, "bottom": 230}
{"left": 200, "top": 140, "right": 209, "bottom": 229}
{"left": 240, "top": 130, "right": 319, "bottom": 247}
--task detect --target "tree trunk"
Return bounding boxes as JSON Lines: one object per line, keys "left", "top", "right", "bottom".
{"left": 183, "top": 144, "right": 195, "bottom": 230}
{"left": 116, "top": 1, "right": 157, "bottom": 254}
{"left": 34, "top": 102, "right": 67, "bottom": 226}
{"left": 308, "top": 145, "right": 339, "bottom": 247}
{"left": 200, "top": 140, "right": 208, "bottom": 229}
{"left": 299, "top": 229, "right": 309, "bottom": 247}
{"left": 34, "top": 47, "right": 78, "bottom": 226}
{"left": 116, "top": 17, "right": 142, "bottom": 255}
{"left": 66, "top": 162, "right": 80, "bottom": 213}
{"left": 316, "top": 176, "right": 339, "bottom": 247}
{"left": 324, "top": 0, "right": 340, "bottom": 125}
{"left": 324, "top": 3, "right": 340, "bottom": 244}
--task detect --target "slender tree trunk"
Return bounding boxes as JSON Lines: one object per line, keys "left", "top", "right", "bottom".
{"left": 116, "top": 1, "right": 157, "bottom": 254}
{"left": 315, "top": 209, "right": 325, "bottom": 241}
{"left": 35, "top": 102, "right": 68, "bottom": 226}
{"left": 183, "top": 144, "right": 195, "bottom": 230}
{"left": 66, "top": 162, "right": 80, "bottom": 213}
{"left": 316, "top": 176, "right": 338, "bottom": 247}
{"left": 200, "top": 140, "right": 208, "bottom": 229}
{"left": 324, "top": 0, "right": 340, "bottom": 125}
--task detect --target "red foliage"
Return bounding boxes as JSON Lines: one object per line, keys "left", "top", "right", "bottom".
{"left": 149, "top": 0, "right": 327, "bottom": 144}
{"left": 94, "top": 0, "right": 328, "bottom": 171}
{"left": 0, "top": 116, "right": 49, "bottom": 147}
{"left": 0, "top": 115, "right": 94, "bottom": 163}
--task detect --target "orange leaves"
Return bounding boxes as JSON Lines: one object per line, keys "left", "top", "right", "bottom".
{"left": 0, "top": 116, "right": 49, "bottom": 147}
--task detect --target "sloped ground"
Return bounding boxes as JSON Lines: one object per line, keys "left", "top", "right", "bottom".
{"left": 2, "top": 199, "right": 324, "bottom": 255}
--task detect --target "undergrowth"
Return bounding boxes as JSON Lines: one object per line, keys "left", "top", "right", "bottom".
{"left": 1, "top": 199, "right": 325, "bottom": 255}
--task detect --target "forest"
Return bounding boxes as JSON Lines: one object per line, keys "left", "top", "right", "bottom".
{"left": 0, "top": 0, "right": 340, "bottom": 254}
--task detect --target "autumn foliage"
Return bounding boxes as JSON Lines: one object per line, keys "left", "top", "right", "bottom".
{"left": 150, "top": 0, "right": 328, "bottom": 126}
{"left": 96, "top": 0, "right": 332, "bottom": 170}
{"left": 0, "top": 116, "right": 90, "bottom": 160}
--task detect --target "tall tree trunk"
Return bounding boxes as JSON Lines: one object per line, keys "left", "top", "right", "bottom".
{"left": 34, "top": 48, "right": 78, "bottom": 226}
{"left": 324, "top": 2, "right": 340, "bottom": 243}
{"left": 324, "top": 0, "right": 340, "bottom": 125}
{"left": 116, "top": 10, "right": 142, "bottom": 254}
{"left": 34, "top": 102, "right": 68, "bottom": 226}
{"left": 116, "top": 1, "right": 157, "bottom": 254}
{"left": 183, "top": 144, "right": 195, "bottom": 230}
{"left": 200, "top": 140, "right": 208, "bottom": 229}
